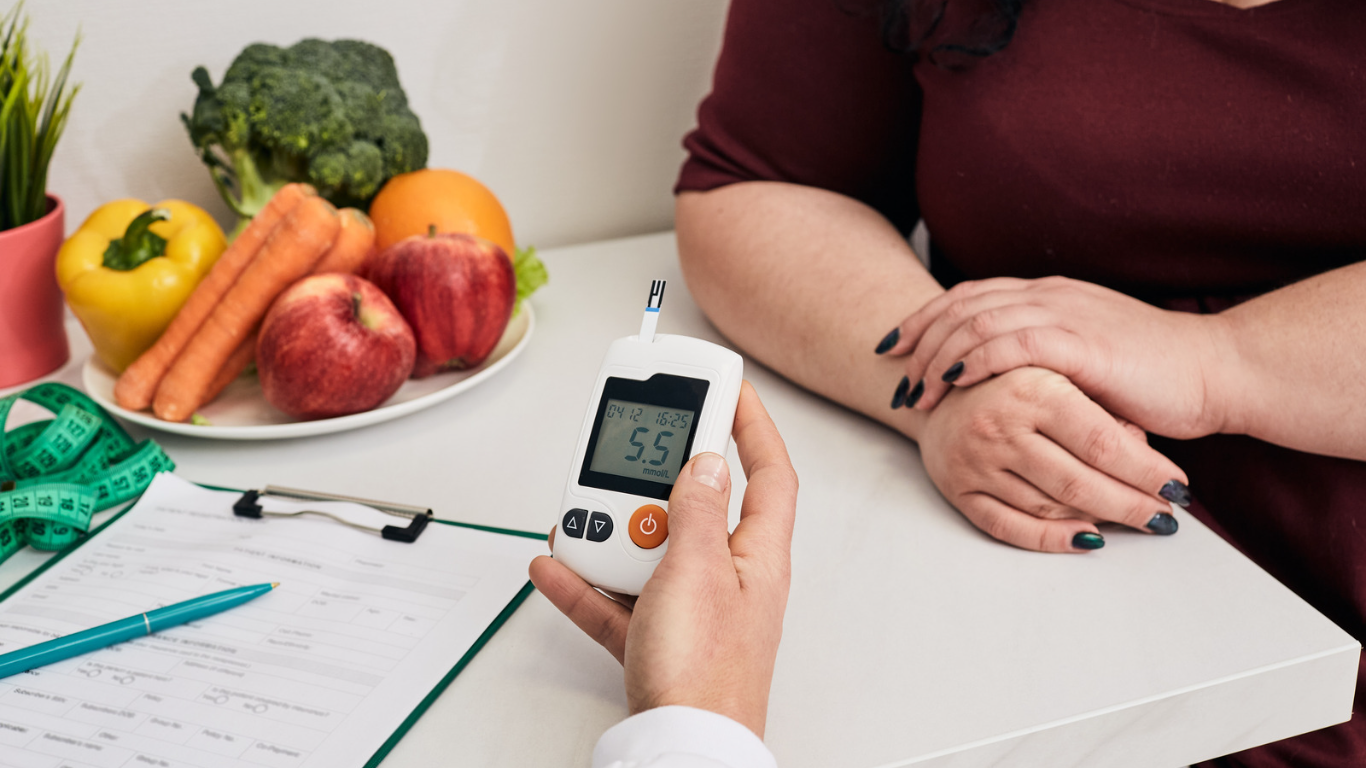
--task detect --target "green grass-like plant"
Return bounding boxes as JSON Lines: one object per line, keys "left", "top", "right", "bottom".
{"left": 0, "top": 2, "right": 79, "bottom": 233}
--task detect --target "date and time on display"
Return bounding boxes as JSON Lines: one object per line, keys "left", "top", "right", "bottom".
{"left": 588, "top": 400, "right": 694, "bottom": 483}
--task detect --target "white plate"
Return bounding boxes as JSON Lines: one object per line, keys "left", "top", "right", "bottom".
{"left": 83, "top": 304, "right": 535, "bottom": 440}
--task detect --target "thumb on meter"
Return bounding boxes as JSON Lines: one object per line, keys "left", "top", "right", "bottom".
{"left": 662, "top": 451, "right": 733, "bottom": 560}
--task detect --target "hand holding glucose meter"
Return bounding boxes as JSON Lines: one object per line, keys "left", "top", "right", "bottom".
{"left": 553, "top": 280, "right": 743, "bottom": 595}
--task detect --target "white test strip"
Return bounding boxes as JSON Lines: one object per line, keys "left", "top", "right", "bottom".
{"left": 639, "top": 279, "right": 666, "bottom": 343}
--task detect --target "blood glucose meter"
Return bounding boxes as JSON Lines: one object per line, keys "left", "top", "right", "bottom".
{"left": 553, "top": 280, "right": 743, "bottom": 595}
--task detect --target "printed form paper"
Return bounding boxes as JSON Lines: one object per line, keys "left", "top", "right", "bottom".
{"left": 0, "top": 473, "right": 547, "bottom": 768}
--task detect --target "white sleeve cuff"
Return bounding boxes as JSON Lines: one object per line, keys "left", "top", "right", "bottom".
{"left": 592, "top": 705, "right": 778, "bottom": 768}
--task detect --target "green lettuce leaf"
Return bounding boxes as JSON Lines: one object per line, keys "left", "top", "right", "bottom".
{"left": 513, "top": 245, "right": 548, "bottom": 317}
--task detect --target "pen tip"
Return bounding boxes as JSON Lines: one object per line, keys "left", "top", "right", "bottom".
{"left": 271, "top": 582, "right": 280, "bottom": 589}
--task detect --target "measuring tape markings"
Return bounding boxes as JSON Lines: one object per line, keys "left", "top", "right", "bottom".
{"left": 0, "top": 383, "right": 174, "bottom": 563}
{"left": 8, "top": 405, "right": 103, "bottom": 479}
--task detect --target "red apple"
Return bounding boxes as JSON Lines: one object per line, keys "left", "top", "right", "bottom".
{"left": 257, "top": 274, "right": 416, "bottom": 419}
{"left": 364, "top": 231, "right": 515, "bottom": 378}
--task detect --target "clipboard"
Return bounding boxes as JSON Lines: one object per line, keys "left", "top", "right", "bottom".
{"left": 0, "top": 475, "right": 548, "bottom": 768}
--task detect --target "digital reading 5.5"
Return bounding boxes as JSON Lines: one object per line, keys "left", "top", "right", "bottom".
{"left": 589, "top": 400, "right": 695, "bottom": 483}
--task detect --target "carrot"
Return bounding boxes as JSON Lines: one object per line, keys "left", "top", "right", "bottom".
{"left": 200, "top": 333, "right": 256, "bottom": 406}
{"left": 153, "top": 196, "right": 341, "bottom": 422}
{"left": 197, "top": 208, "right": 370, "bottom": 410}
{"left": 114, "top": 183, "right": 314, "bottom": 411}
{"left": 310, "top": 208, "right": 376, "bottom": 275}
{"left": 196, "top": 207, "right": 370, "bottom": 413}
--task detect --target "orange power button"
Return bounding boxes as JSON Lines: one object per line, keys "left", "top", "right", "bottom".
{"left": 629, "top": 505, "right": 669, "bottom": 549}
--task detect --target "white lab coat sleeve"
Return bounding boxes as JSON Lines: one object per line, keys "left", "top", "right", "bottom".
{"left": 592, "top": 705, "right": 778, "bottom": 768}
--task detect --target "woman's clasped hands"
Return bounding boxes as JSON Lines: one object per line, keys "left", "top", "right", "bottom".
{"left": 881, "top": 277, "right": 1227, "bottom": 553}
{"left": 883, "top": 276, "right": 1235, "bottom": 438}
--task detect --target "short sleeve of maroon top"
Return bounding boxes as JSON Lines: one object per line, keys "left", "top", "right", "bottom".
{"left": 678, "top": 0, "right": 1366, "bottom": 301}
{"left": 678, "top": 0, "right": 922, "bottom": 234}
{"left": 679, "top": 3, "right": 1366, "bottom": 768}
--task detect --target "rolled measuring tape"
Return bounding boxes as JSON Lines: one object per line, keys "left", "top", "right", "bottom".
{"left": 0, "top": 382, "right": 173, "bottom": 564}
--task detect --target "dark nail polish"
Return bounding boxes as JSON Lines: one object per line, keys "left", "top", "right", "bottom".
{"left": 1159, "top": 480, "right": 1191, "bottom": 508}
{"left": 1072, "top": 532, "right": 1105, "bottom": 550}
{"left": 1146, "top": 512, "right": 1179, "bottom": 536}
{"left": 906, "top": 380, "right": 925, "bottom": 408}
{"left": 942, "top": 361, "right": 965, "bottom": 383}
{"left": 875, "top": 328, "right": 900, "bottom": 355}
{"left": 891, "top": 376, "right": 910, "bottom": 409}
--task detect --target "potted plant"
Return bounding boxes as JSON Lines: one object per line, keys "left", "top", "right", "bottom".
{"left": 0, "top": 1, "right": 78, "bottom": 388}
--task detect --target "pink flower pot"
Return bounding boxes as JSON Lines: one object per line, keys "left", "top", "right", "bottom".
{"left": 0, "top": 195, "right": 69, "bottom": 388}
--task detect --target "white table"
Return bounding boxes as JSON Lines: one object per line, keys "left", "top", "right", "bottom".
{"left": 2, "top": 232, "right": 1358, "bottom": 767}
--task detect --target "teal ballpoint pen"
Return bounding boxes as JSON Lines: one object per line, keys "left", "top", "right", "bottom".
{"left": 0, "top": 582, "right": 278, "bottom": 679}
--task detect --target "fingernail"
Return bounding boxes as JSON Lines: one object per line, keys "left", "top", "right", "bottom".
{"left": 941, "top": 361, "right": 965, "bottom": 383}
{"left": 875, "top": 328, "right": 900, "bottom": 355}
{"left": 1159, "top": 480, "right": 1191, "bottom": 508}
{"left": 1146, "top": 512, "right": 1179, "bottom": 536}
{"left": 690, "top": 452, "right": 729, "bottom": 492}
{"left": 906, "top": 379, "right": 925, "bottom": 408}
{"left": 891, "top": 376, "right": 910, "bottom": 408}
{"left": 1072, "top": 532, "right": 1105, "bottom": 550}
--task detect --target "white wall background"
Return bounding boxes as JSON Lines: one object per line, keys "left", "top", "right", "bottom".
{"left": 26, "top": 0, "right": 729, "bottom": 248}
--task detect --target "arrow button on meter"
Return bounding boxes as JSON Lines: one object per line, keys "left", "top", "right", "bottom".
{"left": 629, "top": 505, "right": 669, "bottom": 549}
{"left": 587, "top": 512, "right": 614, "bottom": 542}
{"left": 562, "top": 509, "right": 587, "bottom": 539}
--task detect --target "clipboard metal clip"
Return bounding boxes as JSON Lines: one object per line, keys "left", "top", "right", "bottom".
{"left": 232, "top": 486, "right": 432, "bottom": 543}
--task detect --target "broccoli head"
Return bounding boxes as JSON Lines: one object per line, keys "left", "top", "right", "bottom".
{"left": 182, "top": 38, "right": 429, "bottom": 230}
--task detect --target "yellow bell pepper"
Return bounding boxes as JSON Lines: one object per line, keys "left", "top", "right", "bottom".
{"left": 56, "top": 199, "right": 227, "bottom": 372}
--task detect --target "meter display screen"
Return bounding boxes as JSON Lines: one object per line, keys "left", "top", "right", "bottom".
{"left": 579, "top": 374, "right": 709, "bottom": 501}
{"left": 588, "top": 401, "right": 695, "bottom": 484}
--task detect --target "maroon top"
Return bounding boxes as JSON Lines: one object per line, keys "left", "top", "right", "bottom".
{"left": 677, "top": 1, "right": 1366, "bottom": 765}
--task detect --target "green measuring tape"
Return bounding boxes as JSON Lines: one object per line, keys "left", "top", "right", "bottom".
{"left": 0, "top": 382, "right": 173, "bottom": 564}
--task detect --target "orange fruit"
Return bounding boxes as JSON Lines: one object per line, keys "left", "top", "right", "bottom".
{"left": 368, "top": 169, "right": 516, "bottom": 256}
